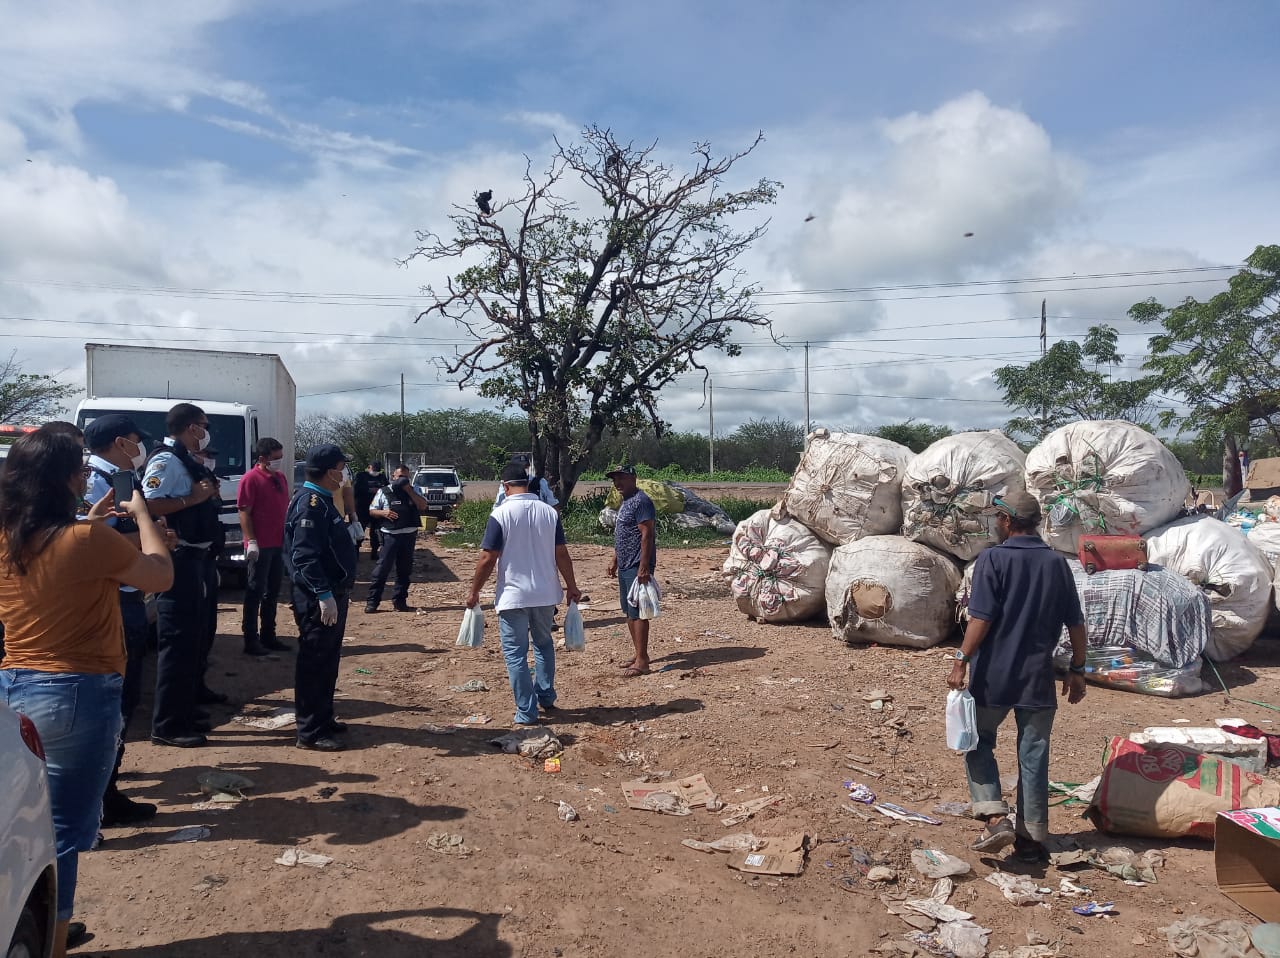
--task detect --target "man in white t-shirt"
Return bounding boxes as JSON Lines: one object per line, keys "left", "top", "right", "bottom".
{"left": 466, "top": 462, "right": 582, "bottom": 725}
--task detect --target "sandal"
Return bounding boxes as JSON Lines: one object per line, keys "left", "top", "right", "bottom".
{"left": 971, "top": 818, "right": 1016, "bottom": 852}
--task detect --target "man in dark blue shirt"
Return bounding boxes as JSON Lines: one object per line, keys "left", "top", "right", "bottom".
{"left": 947, "top": 488, "right": 1087, "bottom": 864}
{"left": 606, "top": 465, "right": 656, "bottom": 677}
{"left": 285, "top": 444, "right": 358, "bottom": 752}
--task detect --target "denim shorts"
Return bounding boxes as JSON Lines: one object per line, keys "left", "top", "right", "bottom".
{"left": 618, "top": 567, "right": 640, "bottom": 620}
{"left": 1, "top": 669, "right": 123, "bottom": 920}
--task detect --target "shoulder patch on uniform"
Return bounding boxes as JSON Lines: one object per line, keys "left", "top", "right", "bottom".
{"left": 298, "top": 519, "right": 315, "bottom": 528}
{"left": 150, "top": 460, "right": 166, "bottom": 473}
{"left": 309, "top": 494, "right": 319, "bottom": 507}
{"left": 145, "top": 476, "right": 162, "bottom": 489}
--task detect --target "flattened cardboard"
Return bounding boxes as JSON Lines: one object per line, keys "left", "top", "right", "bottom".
{"left": 727, "top": 833, "right": 808, "bottom": 876}
{"left": 1216, "top": 807, "right": 1280, "bottom": 922}
{"left": 1246, "top": 458, "right": 1280, "bottom": 492}
{"left": 621, "top": 773, "right": 716, "bottom": 810}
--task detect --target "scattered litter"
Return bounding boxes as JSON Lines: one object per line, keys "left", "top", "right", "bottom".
{"left": 490, "top": 729, "right": 562, "bottom": 760}
{"left": 933, "top": 802, "right": 971, "bottom": 818}
{"left": 457, "top": 713, "right": 491, "bottom": 726}
{"left": 544, "top": 757, "right": 561, "bottom": 774}
{"left": 557, "top": 801, "right": 578, "bottom": 822}
{"left": 426, "top": 832, "right": 470, "bottom": 855}
{"left": 191, "top": 874, "right": 227, "bottom": 893}
{"left": 602, "top": 804, "right": 618, "bottom": 815}
{"left": 985, "top": 871, "right": 1051, "bottom": 905}
{"left": 720, "top": 793, "right": 785, "bottom": 827}
{"left": 706, "top": 794, "right": 725, "bottom": 812}
{"left": 449, "top": 679, "right": 490, "bottom": 692}
{"left": 354, "top": 668, "right": 373, "bottom": 675}
{"left": 874, "top": 802, "right": 941, "bottom": 825}
{"left": 846, "top": 762, "right": 884, "bottom": 779}
{"left": 422, "top": 724, "right": 457, "bottom": 735}
{"left": 1058, "top": 877, "right": 1092, "bottom": 896}
{"left": 905, "top": 879, "right": 972, "bottom": 923}
{"left": 867, "top": 866, "right": 897, "bottom": 883}
{"left": 845, "top": 781, "right": 877, "bottom": 804}
{"left": 638, "top": 792, "right": 691, "bottom": 816}
{"left": 232, "top": 709, "right": 296, "bottom": 730}
{"left": 938, "top": 919, "right": 992, "bottom": 958}
{"left": 700, "top": 630, "right": 734, "bottom": 640}
{"left": 989, "top": 947, "right": 1057, "bottom": 958}
{"left": 1161, "top": 917, "right": 1266, "bottom": 958}
{"left": 911, "top": 849, "right": 971, "bottom": 878}
{"left": 864, "top": 689, "right": 894, "bottom": 711}
{"left": 1071, "top": 901, "right": 1115, "bottom": 917}
{"left": 727, "top": 833, "right": 808, "bottom": 876}
{"left": 190, "top": 801, "right": 235, "bottom": 812}
{"left": 166, "top": 826, "right": 211, "bottom": 843}
{"left": 196, "top": 770, "right": 255, "bottom": 799}
{"left": 274, "top": 847, "right": 334, "bottom": 868}
{"left": 1050, "top": 846, "right": 1163, "bottom": 883}
{"left": 681, "top": 833, "right": 766, "bottom": 854}
{"left": 316, "top": 786, "right": 338, "bottom": 799}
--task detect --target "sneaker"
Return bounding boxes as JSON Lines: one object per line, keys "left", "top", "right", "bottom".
{"left": 244, "top": 642, "right": 270, "bottom": 657}
{"left": 101, "top": 791, "right": 158, "bottom": 827}
{"left": 971, "top": 817, "right": 1016, "bottom": 852}
{"left": 151, "top": 733, "right": 208, "bottom": 748}
{"left": 296, "top": 736, "right": 345, "bottom": 752}
{"left": 67, "top": 921, "right": 89, "bottom": 949}
{"left": 262, "top": 637, "right": 292, "bottom": 652}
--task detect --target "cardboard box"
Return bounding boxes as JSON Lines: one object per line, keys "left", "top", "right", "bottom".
{"left": 727, "top": 834, "right": 808, "bottom": 876}
{"left": 621, "top": 773, "right": 716, "bottom": 811}
{"left": 1216, "top": 808, "right": 1280, "bottom": 921}
{"left": 1246, "top": 458, "right": 1280, "bottom": 492}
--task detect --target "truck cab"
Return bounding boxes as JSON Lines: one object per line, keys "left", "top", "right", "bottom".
{"left": 411, "top": 465, "right": 465, "bottom": 519}
{"left": 75, "top": 397, "right": 258, "bottom": 570}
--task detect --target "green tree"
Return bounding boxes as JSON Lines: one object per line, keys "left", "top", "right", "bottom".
{"left": 1130, "top": 244, "right": 1280, "bottom": 493}
{"left": 992, "top": 324, "right": 1158, "bottom": 441}
{"left": 0, "top": 352, "right": 78, "bottom": 426}
{"left": 406, "top": 126, "right": 779, "bottom": 500}
{"left": 872, "top": 419, "right": 954, "bottom": 453}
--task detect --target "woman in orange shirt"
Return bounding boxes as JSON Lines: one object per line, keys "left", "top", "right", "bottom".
{"left": 0, "top": 429, "right": 173, "bottom": 956}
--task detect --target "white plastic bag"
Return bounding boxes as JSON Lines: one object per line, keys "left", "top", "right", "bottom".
{"left": 945, "top": 689, "right": 978, "bottom": 752}
{"left": 455, "top": 606, "right": 484, "bottom": 648}
{"left": 627, "top": 577, "right": 662, "bottom": 620}
{"left": 563, "top": 602, "right": 586, "bottom": 651}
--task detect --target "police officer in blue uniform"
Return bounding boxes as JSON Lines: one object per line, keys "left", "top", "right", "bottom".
{"left": 142, "top": 403, "right": 222, "bottom": 747}
{"left": 82, "top": 414, "right": 163, "bottom": 824}
{"left": 365, "top": 463, "right": 428, "bottom": 613}
{"left": 285, "top": 444, "right": 358, "bottom": 752}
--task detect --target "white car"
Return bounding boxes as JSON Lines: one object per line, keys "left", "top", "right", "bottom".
{"left": 411, "top": 465, "right": 465, "bottom": 520}
{"left": 0, "top": 701, "right": 57, "bottom": 958}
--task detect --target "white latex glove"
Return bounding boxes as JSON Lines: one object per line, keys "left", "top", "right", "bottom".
{"left": 348, "top": 520, "right": 364, "bottom": 544}
{"left": 244, "top": 539, "right": 260, "bottom": 560}
{"left": 318, "top": 596, "right": 339, "bottom": 626}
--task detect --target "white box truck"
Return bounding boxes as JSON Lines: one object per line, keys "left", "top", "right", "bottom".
{"left": 75, "top": 344, "right": 296, "bottom": 578}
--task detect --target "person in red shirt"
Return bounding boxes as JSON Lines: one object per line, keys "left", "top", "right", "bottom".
{"left": 237, "top": 437, "right": 292, "bottom": 655}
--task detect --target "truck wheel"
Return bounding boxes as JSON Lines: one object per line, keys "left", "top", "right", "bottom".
{"left": 6, "top": 905, "right": 45, "bottom": 958}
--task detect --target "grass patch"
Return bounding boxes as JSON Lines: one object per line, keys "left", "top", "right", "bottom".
{"left": 438, "top": 495, "right": 776, "bottom": 548}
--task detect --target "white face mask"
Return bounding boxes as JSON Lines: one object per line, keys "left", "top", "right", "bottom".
{"left": 266, "top": 457, "right": 285, "bottom": 473}
{"left": 123, "top": 438, "right": 146, "bottom": 472}
{"left": 194, "top": 424, "right": 211, "bottom": 451}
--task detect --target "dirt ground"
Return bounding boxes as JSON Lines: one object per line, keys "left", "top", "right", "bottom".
{"left": 73, "top": 528, "right": 1280, "bottom": 958}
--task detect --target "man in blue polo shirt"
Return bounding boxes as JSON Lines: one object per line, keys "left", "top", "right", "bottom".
{"left": 947, "top": 488, "right": 1088, "bottom": 864}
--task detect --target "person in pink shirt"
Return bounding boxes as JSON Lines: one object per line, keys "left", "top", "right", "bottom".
{"left": 237, "top": 438, "right": 292, "bottom": 655}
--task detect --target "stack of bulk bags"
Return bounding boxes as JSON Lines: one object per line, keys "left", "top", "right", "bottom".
{"left": 826, "top": 536, "right": 961, "bottom": 648}
{"left": 774, "top": 430, "right": 912, "bottom": 545}
{"left": 722, "top": 510, "right": 832, "bottom": 623}
{"left": 901, "top": 431, "right": 1029, "bottom": 561}
{"left": 1024, "top": 420, "right": 1190, "bottom": 555}
{"left": 1144, "top": 515, "right": 1275, "bottom": 661}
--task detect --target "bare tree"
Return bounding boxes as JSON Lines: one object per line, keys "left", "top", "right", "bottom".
{"left": 0, "top": 352, "right": 78, "bottom": 425}
{"left": 405, "top": 126, "right": 779, "bottom": 500}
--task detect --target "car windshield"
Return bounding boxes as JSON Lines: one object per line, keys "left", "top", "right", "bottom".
{"left": 414, "top": 471, "right": 457, "bottom": 486}
{"left": 77, "top": 409, "right": 247, "bottom": 478}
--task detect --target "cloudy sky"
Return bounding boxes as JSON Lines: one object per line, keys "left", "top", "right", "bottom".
{"left": 2, "top": 0, "right": 1276, "bottom": 437}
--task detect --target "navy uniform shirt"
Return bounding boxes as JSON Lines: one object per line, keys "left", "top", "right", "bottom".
{"left": 84, "top": 454, "right": 141, "bottom": 595}
{"left": 967, "top": 534, "right": 1085, "bottom": 710}
{"left": 284, "top": 481, "right": 357, "bottom": 599}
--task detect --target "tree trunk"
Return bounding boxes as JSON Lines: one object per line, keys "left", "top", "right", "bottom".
{"left": 1223, "top": 434, "right": 1243, "bottom": 498}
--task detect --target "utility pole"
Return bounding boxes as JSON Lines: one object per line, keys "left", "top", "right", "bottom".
{"left": 1039, "top": 299, "right": 1047, "bottom": 436}
{"left": 399, "top": 373, "right": 406, "bottom": 462}
{"left": 804, "top": 341, "right": 811, "bottom": 436}
{"left": 708, "top": 376, "right": 715, "bottom": 474}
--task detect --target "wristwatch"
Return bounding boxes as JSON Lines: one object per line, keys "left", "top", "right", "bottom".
{"left": 1068, "top": 662, "right": 1086, "bottom": 674}
{"left": 954, "top": 651, "right": 971, "bottom": 664}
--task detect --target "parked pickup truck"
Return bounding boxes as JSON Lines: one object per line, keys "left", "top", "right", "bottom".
{"left": 412, "top": 465, "right": 464, "bottom": 519}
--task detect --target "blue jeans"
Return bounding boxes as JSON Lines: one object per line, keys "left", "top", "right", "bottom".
{"left": 1, "top": 669, "right": 123, "bottom": 921}
{"left": 964, "top": 705, "right": 1055, "bottom": 843}
{"left": 497, "top": 606, "right": 556, "bottom": 724}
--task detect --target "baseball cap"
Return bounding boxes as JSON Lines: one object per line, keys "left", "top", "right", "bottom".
{"left": 83, "top": 413, "right": 148, "bottom": 451}
{"left": 605, "top": 463, "right": 637, "bottom": 478}
{"left": 500, "top": 462, "right": 530, "bottom": 483}
{"left": 306, "top": 443, "right": 349, "bottom": 471}
{"left": 988, "top": 488, "right": 1041, "bottom": 521}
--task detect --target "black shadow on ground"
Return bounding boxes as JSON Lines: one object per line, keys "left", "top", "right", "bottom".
{"left": 99, "top": 907, "right": 511, "bottom": 958}
{"left": 648, "top": 644, "right": 766, "bottom": 669}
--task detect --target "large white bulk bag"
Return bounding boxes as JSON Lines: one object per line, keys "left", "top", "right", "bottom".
{"left": 1024, "top": 420, "right": 1190, "bottom": 555}
{"left": 723, "top": 509, "right": 832, "bottom": 622}
{"left": 826, "top": 536, "right": 961, "bottom": 649}
{"left": 775, "top": 430, "right": 912, "bottom": 546}
{"left": 902, "top": 431, "right": 1029, "bottom": 561}
{"left": 1145, "top": 515, "right": 1274, "bottom": 661}
{"left": 1247, "top": 521, "right": 1280, "bottom": 575}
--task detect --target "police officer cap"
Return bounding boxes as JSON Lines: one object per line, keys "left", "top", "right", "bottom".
{"left": 306, "top": 443, "right": 349, "bottom": 471}
{"left": 83, "top": 413, "right": 148, "bottom": 451}
{"left": 499, "top": 462, "right": 530, "bottom": 484}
